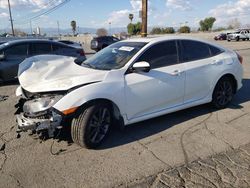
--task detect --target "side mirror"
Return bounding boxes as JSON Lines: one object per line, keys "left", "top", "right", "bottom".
{"left": 0, "top": 54, "right": 5, "bottom": 61}
{"left": 132, "top": 61, "right": 151, "bottom": 73}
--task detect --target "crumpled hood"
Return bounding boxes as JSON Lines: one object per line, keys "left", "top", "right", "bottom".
{"left": 18, "top": 55, "right": 108, "bottom": 93}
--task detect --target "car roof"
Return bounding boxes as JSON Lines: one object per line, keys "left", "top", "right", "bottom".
{"left": 2, "top": 39, "right": 63, "bottom": 46}
{"left": 0, "top": 39, "right": 73, "bottom": 49}
{"left": 122, "top": 35, "right": 226, "bottom": 50}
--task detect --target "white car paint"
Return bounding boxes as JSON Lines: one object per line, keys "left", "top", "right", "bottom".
{"left": 18, "top": 55, "right": 108, "bottom": 93}
{"left": 17, "top": 36, "right": 243, "bottom": 127}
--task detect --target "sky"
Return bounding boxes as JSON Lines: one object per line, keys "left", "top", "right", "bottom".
{"left": 0, "top": 0, "right": 250, "bottom": 31}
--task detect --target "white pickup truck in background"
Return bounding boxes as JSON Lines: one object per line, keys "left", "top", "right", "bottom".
{"left": 227, "top": 29, "right": 250, "bottom": 41}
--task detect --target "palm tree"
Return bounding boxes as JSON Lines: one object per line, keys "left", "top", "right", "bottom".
{"left": 129, "top": 14, "right": 134, "bottom": 23}
{"left": 71, "top": 20, "right": 76, "bottom": 36}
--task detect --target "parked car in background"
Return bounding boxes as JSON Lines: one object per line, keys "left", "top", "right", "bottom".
{"left": 91, "top": 36, "right": 119, "bottom": 52}
{"left": 58, "top": 40, "right": 82, "bottom": 49}
{"left": 214, "top": 33, "right": 227, "bottom": 40}
{"left": 16, "top": 36, "right": 243, "bottom": 148}
{"left": 227, "top": 29, "right": 250, "bottom": 41}
{"left": 0, "top": 39, "right": 86, "bottom": 83}
{"left": 0, "top": 41, "right": 7, "bottom": 45}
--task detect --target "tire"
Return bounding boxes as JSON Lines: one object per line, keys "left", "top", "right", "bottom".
{"left": 212, "top": 77, "right": 234, "bottom": 109}
{"left": 71, "top": 103, "right": 112, "bottom": 148}
{"left": 243, "top": 38, "right": 246, "bottom": 41}
{"left": 236, "top": 36, "right": 240, "bottom": 41}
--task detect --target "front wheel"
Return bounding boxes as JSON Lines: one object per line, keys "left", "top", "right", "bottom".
{"left": 212, "top": 77, "right": 234, "bottom": 109}
{"left": 71, "top": 103, "right": 112, "bottom": 148}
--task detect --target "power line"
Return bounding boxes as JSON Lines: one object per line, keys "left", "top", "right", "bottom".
{"left": 15, "top": 0, "right": 60, "bottom": 23}
{"left": 15, "top": 0, "right": 71, "bottom": 25}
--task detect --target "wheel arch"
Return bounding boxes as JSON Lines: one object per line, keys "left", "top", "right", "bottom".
{"left": 74, "top": 98, "right": 124, "bottom": 128}
{"left": 214, "top": 73, "right": 238, "bottom": 94}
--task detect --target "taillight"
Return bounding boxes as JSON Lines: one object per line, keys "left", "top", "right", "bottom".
{"left": 236, "top": 52, "right": 243, "bottom": 64}
{"left": 78, "top": 49, "right": 85, "bottom": 56}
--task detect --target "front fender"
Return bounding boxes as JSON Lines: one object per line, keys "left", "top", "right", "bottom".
{"left": 53, "top": 81, "right": 125, "bottom": 116}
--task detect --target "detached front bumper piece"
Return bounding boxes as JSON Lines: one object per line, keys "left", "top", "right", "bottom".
{"left": 16, "top": 112, "right": 62, "bottom": 137}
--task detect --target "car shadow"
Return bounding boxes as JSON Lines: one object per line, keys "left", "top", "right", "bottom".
{"left": 56, "top": 79, "right": 250, "bottom": 150}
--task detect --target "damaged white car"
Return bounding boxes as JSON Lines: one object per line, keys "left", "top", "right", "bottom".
{"left": 15, "top": 36, "right": 243, "bottom": 148}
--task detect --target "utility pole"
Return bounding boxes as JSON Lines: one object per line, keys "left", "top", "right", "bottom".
{"left": 30, "top": 20, "right": 32, "bottom": 34}
{"left": 109, "top": 22, "right": 111, "bottom": 35}
{"left": 7, "top": 0, "right": 15, "bottom": 36}
{"left": 141, "top": 0, "right": 148, "bottom": 37}
{"left": 57, "top": 21, "right": 60, "bottom": 38}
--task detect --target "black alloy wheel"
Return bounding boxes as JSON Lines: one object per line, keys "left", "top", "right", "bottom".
{"left": 212, "top": 77, "right": 234, "bottom": 109}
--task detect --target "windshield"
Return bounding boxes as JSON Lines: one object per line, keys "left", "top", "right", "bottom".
{"left": 82, "top": 41, "right": 147, "bottom": 70}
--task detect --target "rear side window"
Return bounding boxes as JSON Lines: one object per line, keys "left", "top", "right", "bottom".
{"left": 31, "top": 43, "right": 52, "bottom": 55}
{"left": 180, "top": 40, "right": 210, "bottom": 62}
{"left": 137, "top": 40, "right": 178, "bottom": 69}
{"left": 52, "top": 43, "right": 75, "bottom": 55}
{"left": 209, "top": 45, "right": 223, "bottom": 56}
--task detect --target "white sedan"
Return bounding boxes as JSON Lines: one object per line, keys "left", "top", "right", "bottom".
{"left": 16, "top": 36, "right": 243, "bottom": 148}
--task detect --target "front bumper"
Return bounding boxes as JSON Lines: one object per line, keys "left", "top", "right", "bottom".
{"left": 16, "top": 112, "right": 62, "bottom": 133}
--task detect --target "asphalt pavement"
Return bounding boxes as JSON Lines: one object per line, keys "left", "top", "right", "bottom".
{"left": 0, "top": 38, "right": 250, "bottom": 188}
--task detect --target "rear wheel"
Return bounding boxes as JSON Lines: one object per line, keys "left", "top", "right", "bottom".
{"left": 71, "top": 103, "right": 112, "bottom": 148}
{"left": 236, "top": 36, "right": 240, "bottom": 41}
{"left": 212, "top": 77, "right": 234, "bottom": 109}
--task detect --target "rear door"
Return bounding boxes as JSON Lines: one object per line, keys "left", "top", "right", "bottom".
{"left": 179, "top": 40, "right": 224, "bottom": 103}
{"left": 1, "top": 43, "right": 28, "bottom": 80}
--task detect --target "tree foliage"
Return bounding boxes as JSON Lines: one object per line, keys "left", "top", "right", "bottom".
{"left": 179, "top": 26, "right": 191, "bottom": 33}
{"left": 199, "top": 17, "right": 216, "bottom": 31}
{"left": 96, "top": 28, "right": 108, "bottom": 37}
{"left": 129, "top": 14, "right": 134, "bottom": 23}
{"left": 150, "top": 27, "right": 175, "bottom": 34}
{"left": 71, "top": 20, "right": 76, "bottom": 35}
{"left": 127, "top": 22, "right": 141, "bottom": 35}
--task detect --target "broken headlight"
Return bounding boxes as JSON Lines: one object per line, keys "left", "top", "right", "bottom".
{"left": 23, "top": 95, "right": 63, "bottom": 117}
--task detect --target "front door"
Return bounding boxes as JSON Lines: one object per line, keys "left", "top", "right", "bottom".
{"left": 125, "top": 40, "right": 185, "bottom": 120}
{"left": 1, "top": 43, "right": 28, "bottom": 80}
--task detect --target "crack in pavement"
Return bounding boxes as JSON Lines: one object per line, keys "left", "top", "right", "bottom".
{"left": 239, "top": 148, "right": 250, "bottom": 157}
{"left": 0, "top": 127, "right": 14, "bottom": 172}
{"left": 9, "top": 173, "right": 24, "bottom": 188}
{"left": 211, "top": 156, "right": 238, "bottom": 186}
{"left": 137, "top": 140, "right": 172, "bottom": 169}
{"left": 224, "top": 153, "right": 250, "bottom": 170}
{"left": 180, "top": 113, "right": 213, "bottom": 165}
{"left": 186, "top": 166, "right": 219, "bottom": 188}
{"left": 225, "top": 112, "right": 249, "bottom": 124}
{"left": 204, "top": 121, "right": 234, "bottom": 150}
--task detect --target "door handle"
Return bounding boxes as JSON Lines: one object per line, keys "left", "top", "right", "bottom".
{"left": 171, "top": 70, "right": 182, "bottom": 76}
{"left": 211, "top": 60, "right": 219, "bottom": 65}
{"left": 211, "top": 60, "right": 222, "bottom": 65}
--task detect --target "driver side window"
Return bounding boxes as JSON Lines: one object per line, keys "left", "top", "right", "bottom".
{"left": 137, "top": 40, "right": 178, "bottom": 69}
